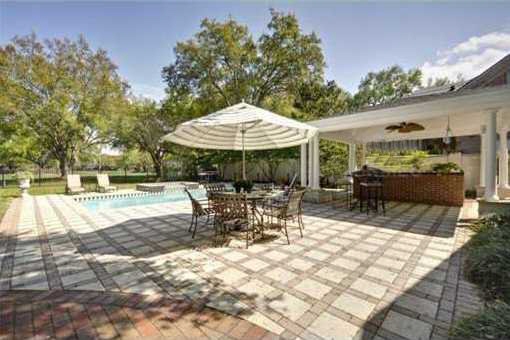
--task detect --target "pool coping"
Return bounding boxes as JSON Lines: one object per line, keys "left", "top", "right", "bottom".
{"left": 73, "top": 185, "right": 204, "bottom": 202}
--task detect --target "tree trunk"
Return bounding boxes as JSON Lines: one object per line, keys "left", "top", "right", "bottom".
{"left": 58, "top": 157, "right": 68, "bottom": 177}
{"left": 149, "top": 151, "right": 164, "bottom": 181}
{"left": 154, "top": 162, "right": 163, "bottom": 181}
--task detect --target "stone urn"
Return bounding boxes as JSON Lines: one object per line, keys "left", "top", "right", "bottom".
{"left": 19, "top": 178, "right": 30, "bottom": 195}
{"left": 15, "top": 171, "right": 32, "bottom": 196}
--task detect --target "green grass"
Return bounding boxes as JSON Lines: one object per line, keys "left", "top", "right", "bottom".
{"left": 0, "top": 172, "right": 158, "bottom": 221}
{"left": 0, "top": 187, "right": 20, "bottom": 222}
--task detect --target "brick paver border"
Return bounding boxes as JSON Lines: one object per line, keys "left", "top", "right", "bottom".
{"left": 0, "top": 289, "right": 278, "bottom": 340}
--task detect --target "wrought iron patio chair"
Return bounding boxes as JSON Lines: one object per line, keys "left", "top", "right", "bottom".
{"left": 184, "top": 188, "right": 216, "bottom": 238}
{"left": 213, "top": 193, "right": 254, "bottom": 248}
{"left": 262, "top": 189, "right": 305, "bottom": 244}
{"left": 204, "top": 183, "right": 227, "bottom": 204}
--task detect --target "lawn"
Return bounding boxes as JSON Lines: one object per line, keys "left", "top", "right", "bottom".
{"left": 0, "top": 187, "right": 20, "bottom": 222}
{"left": 0, "top": 171, "right": 158, "bottom": 221}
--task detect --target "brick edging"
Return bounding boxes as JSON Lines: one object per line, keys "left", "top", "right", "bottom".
{"left": 0, "top": 289, "right": 278, "bottom": 339}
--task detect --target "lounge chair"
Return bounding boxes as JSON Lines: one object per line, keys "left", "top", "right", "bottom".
{"left": 66, "top": 174, "right": 85, "bottom": 194}
{"left": 96, "top": 174, "right": 117, "bottom": 193}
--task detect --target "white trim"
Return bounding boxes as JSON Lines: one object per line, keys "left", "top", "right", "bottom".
{"left": 307, "top": 86, "right": 510, "bottom": 144}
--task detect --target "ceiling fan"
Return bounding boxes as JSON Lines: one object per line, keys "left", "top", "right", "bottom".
{"left": 385, "top": 122, "right": 425, "bottom": 133}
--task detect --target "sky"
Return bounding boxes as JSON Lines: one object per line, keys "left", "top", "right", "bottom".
{"left": 1, "top": 1, "right": 510, "bottom": 101}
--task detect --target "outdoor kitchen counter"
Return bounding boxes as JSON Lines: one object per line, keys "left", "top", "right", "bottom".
{"left": 353, "top": 172, "right": 464, "bottom": 207}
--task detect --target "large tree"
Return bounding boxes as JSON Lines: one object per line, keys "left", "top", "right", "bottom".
{"left": 162, "top": 9, "right": 325, "bottom": 108}
{"left": 0, "top": 33, "right": 127, "bottom": 176}
{"left": 114, "top": 99, "right": 169, "bottom": 179}
{"left": 293, "top": 80, "right": 350, "bottom": 119}
{"left": 351, "top": 65, "right": 422, "bottom": 109}
{"left": 114, "top": 96, "right": 201, "bottom": 180}
{"left": 161, "top": 10, "right": 351, "bottom": 181}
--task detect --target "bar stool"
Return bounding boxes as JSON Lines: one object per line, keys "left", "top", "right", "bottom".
{"left": 359, "top": 175, "right": 385, "bottom": 215}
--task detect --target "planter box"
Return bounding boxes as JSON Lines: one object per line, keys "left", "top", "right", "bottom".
{"left": 304, "top": 189, "right": 333, "bottom": 203}
{"left": 323, "top": 188, "right": 348, "bottom": 201}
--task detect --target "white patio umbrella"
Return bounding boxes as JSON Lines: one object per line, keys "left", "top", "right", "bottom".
{"left": 162, "top": 102, "right": 318, "bottom": 180}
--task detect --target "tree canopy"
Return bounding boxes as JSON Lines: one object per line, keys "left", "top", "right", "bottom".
{"left": 0, "top": 33, "right": 127, "bottom": 176}
{"left": 351, "top": 65, "right": 422, "bottom": 109}
{"left": 162, "top": 9, "right": 325, "bottom": 109}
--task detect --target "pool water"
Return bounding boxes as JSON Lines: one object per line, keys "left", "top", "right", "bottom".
{"left": 80, "top": 189, "right": 206, "bottom": 212}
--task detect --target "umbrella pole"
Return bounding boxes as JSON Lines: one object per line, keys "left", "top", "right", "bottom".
{"left": 242, "top": 128, "right": 246, "bottom": 180}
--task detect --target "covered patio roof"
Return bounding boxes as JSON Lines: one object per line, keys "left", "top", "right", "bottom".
{"left": 308, "top": 85, "right": 510, "bottom": 144}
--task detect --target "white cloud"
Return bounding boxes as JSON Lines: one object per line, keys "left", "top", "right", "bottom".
{"left": 421, "top": 31, "right": 510, "bottom": 84}
{"left": 130, "top": 83, "right": 166, "bottom": 102}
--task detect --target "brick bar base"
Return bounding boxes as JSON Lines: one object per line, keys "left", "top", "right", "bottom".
{"left": 354, "top": 173, "right": 464, "bottom": 207}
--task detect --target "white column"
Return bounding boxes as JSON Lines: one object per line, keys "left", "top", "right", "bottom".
{"left": 348, "top": 144, "right": 357, "bottom": 173}
{"left": 312, "top": 135, "right": 320, "bottom": 189}
{"left": 485, "top": 110, "right": 499, "bottom": 202}
{"left": 499, "top": 127, "right": 509, "bottom": 189}
{"left": 308, "top": 139, "right": 313, "bottom": 188}
{"left": 300, "top": 144, "right": 308, "bottom": 187}
{"left": 480, "top": 126, "right": 486, "bottom": 187}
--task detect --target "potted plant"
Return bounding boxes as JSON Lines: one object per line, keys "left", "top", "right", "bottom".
{"left": 233, "top": 180, "right": 254, "bottom": 193}
{"left": 15, "top": 171, "right": 33, "bottom": 195}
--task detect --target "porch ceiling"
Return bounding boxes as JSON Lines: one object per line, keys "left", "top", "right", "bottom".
{"left": 308, "top": 85, "right": 510, "bottom": 144}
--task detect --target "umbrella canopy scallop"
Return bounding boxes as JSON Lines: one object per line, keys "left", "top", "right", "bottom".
{"left": 162, "top": 103, "right": 318, "bottom": 150}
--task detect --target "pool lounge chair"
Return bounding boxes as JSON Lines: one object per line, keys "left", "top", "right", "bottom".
{"left": 66, "top": 174, "right": 85, "bottom": 195}
{"left": 96, "top": 174, "right": 117, "bottom": 193}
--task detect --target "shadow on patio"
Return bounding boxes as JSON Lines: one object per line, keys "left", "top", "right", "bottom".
{"left": 350, "top": 218, "right": 483, "bottom": 340}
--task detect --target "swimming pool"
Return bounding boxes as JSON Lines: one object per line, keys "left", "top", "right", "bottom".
{"left": 80, "top": 189, "right": 206, "bottom": 212}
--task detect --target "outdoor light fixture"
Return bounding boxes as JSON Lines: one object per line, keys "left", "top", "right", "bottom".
{"left": 443, "top": 116, "right": 452, "bottom": 145}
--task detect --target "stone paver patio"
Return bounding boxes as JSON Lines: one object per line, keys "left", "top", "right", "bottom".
{"left": 0, "top": 194, "right": 483, "bottom": 339}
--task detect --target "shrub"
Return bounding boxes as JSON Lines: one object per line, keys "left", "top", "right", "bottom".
{"left": 465, "top": 189, "right": 477, "bottom": 199}
{"left": 465, "top": 215, "right": 510, "bottom": 302}
{"left": 450, "top": 301, "right": 510, "bottom": 340}
{"left": 451, "top": 215, "right": 510, "bottom": 338}
{"left": 432, "top": 162, "right": 463, "bottom": 174}
{"left": 233, "top": 180, "right": 253, "bottom": 193}
{"left": 407, "top": 151, "right": 429, "bottom": 171}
